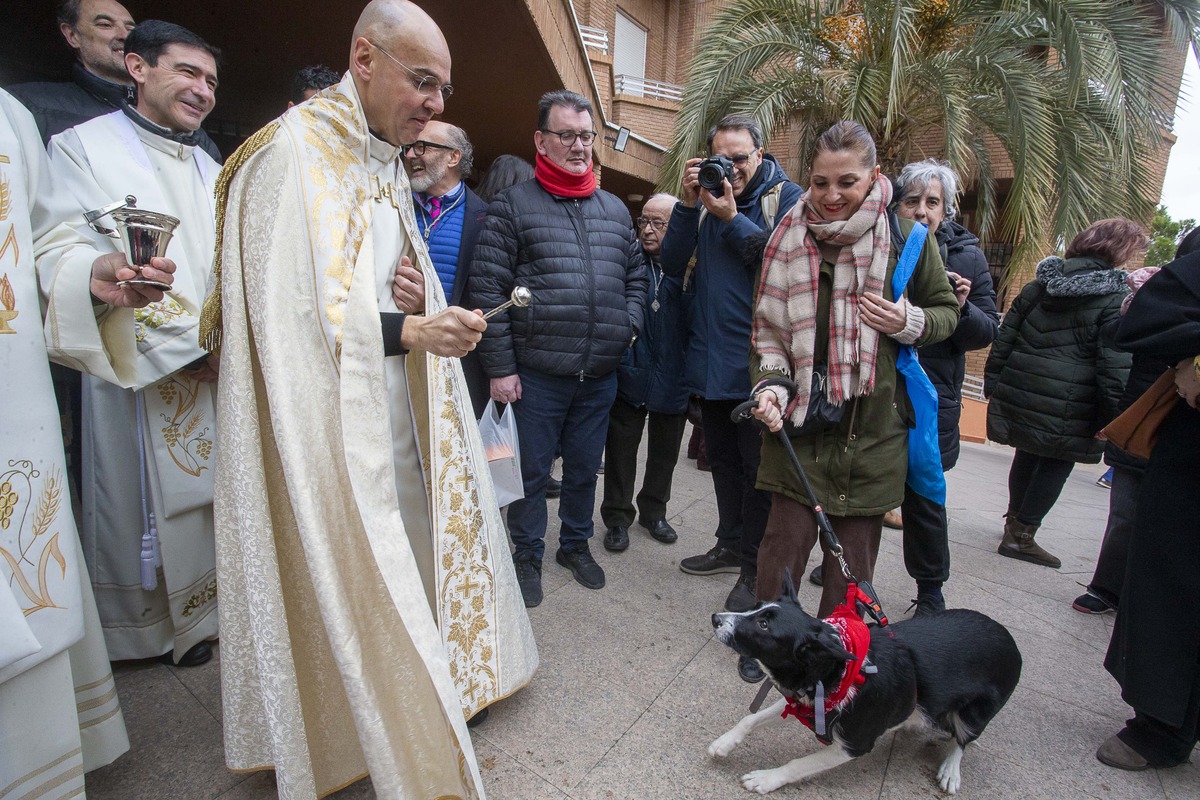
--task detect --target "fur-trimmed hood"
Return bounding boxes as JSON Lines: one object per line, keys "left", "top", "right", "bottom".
{"left": 1036, "top": 256, "right": 1128, "bottom": 298}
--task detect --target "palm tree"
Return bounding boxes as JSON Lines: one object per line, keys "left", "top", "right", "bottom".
{"left": 663, "top": 0, "right": 1200, "bottom": 282}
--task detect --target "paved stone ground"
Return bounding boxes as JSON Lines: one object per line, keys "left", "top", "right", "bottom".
{"left": 83, "top": 439, "right": 1196, "bottom": 799}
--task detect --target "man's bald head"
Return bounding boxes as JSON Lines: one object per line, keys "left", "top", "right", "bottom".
{"left": 352, "top": 0, "right": 446, "bottom": 60}
{"left": 349, "top": 0, "right": 451, "bottom": 146}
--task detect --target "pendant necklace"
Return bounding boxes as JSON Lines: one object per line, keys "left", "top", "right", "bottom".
{"left": 650, "top": 262, "right": 662, "bottom": 312}
{"left": 420, "top": 191, "right": 465, "bottom": 242}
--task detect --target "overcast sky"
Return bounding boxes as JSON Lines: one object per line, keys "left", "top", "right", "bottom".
{"left": 1159, "top": 56, "right": 1200, "bottom": 221}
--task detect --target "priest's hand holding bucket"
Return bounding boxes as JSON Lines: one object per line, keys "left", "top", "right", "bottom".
{"left": 83, "top": 194, "right": 179, "bottom": 292}
{"left": 89, "top": 251, "right": 177, "bottom": 308}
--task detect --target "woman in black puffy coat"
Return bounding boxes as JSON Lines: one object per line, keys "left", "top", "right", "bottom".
{"left": 983, "top": 219, "right": 1145, "bottom": 568}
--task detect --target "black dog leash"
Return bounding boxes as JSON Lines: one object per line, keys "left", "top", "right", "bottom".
{"left": 731, "top": 381, "right": 892, "bottom": 628}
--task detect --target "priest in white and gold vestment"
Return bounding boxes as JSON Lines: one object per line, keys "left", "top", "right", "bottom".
{"left": 41, "top": 21, "right": 224, "bottom": 666}
{"left": 0, "top": 86, "right": 182, "bottom": 798}
{"left": 200, "top": 3, "right": 537, "bottom": 798}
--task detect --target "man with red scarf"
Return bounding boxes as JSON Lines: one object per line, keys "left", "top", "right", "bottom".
{"left": 469, "top": 89, "right": 647, "bottom": 607}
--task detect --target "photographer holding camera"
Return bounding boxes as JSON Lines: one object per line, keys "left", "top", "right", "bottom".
{"left": 660, "top": 114, "right": 802, "bottom": 635}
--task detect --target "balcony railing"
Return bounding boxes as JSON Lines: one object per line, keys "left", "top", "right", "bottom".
{"left": 579, "top": 24, "right": 609, "bottom": 54}
{"left": 961, "top": 374, "right": 986, "bottom": 402}
{"left": 614, "top": 74, "right": 684, "bottom": 102}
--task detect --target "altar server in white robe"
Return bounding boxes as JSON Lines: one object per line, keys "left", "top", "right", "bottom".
{"left": 42, "top": 21, "right": 222, "bottom": 667}
{"left": 200, "top": 2, "right": 538, "bottom": 798}
{"left": 1, "top": 87, "right": 178, "bottom": 799}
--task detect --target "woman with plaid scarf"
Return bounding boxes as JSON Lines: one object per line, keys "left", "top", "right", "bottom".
{"left": 748, "top": 122, "right": 960, "bottom": 622}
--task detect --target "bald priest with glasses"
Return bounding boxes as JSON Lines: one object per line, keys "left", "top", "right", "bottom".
{"left": 200, "top": 2, "right": 537, "bottom": 797}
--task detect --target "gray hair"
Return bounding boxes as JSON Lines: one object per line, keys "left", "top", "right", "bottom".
{"left": 706, "top": 114, "right": 764, "bottom": 151}
{"left": 895, "top": 158, "right": 960, "bottom": 225}
{"left": 646, "top": 192, "right": 679, "bottom": 207}
{"left": 443, "top": 124, "right": 474, "bottom": 179}
{"left": 538, "top": 89, "right": 593, "bottom": 131}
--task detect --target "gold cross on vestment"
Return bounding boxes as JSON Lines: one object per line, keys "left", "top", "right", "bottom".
{"left": 369, "top": 175, "right": 400, "bottom": 209}
{"left": 458, "top": 571, "right": 480, "bottom": 597}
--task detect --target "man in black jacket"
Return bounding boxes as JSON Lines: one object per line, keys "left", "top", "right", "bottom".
{"left": 601, "top": 193, "right": 689, "bottom": 553}
{"left": 469, "top": 90, "right": 647, "bottom": 607}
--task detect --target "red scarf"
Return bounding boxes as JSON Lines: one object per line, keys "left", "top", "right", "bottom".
{"left": 534, "top": 152, "right": 596, "bottom": 198}
{"left": 781, "top": 582, "right": 873, "bottom": 742}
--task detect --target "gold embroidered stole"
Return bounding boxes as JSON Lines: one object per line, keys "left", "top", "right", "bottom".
{"left": 284, "top": 74, "right": 527, "bottom": 732}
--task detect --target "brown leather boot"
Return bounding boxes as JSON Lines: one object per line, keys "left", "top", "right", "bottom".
{"left": 998, "top": 515, "right": 1061, "bottom": 568}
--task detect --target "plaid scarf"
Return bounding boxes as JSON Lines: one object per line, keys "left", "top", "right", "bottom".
{"left": 752, "top": 175, "right": 893, "bottom": 426}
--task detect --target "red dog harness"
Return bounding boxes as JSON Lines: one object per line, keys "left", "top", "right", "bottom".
{"left": 781, "top": 582, "right": 874, "bottom": 744}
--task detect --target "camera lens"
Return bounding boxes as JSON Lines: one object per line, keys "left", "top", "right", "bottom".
{"left": 696, "top": 155, "right": 734, "bottom": 198}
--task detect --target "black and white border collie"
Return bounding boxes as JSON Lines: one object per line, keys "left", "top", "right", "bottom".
{"left": 709, "top": 573, "right": 1022, "bottom": 795}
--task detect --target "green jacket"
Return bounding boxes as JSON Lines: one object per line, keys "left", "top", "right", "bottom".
{"left": 751, "top": 217, "right": 960, "bottom": 516}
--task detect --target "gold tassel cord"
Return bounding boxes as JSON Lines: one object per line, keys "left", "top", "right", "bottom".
{"left": 198, "top": 120, "right": 281, "bottom": 354}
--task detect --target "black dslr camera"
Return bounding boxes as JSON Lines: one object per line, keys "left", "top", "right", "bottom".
{"left": 697, "top": 155, "right": 734, "bottom": 197}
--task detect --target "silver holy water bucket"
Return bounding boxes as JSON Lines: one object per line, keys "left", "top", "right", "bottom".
{"left": 83, "top": 195, "right": 179, "bottom": 289}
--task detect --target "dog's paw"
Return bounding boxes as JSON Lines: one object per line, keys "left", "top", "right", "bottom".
{"left": 936, "top": 760, "right": 961, "bottom": 794}
{"left": 741, "top": 768, "right": 787, "bottom": 795}
{"left": 707, "top": 731, "right": 743, "bottom": 759}
{"left": 936, "top": 744, "right": 963, "bottom": 794}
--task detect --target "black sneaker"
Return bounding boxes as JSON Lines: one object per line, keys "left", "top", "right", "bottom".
{"left": 679, "top": 545, "right": 741, "bottom": 576}
{"left": 514, "top": 559, "right": 543, "bottom": 608}
{"left": 556, "top": 545, "right": 606, "bottom": 589}
{"left": 725, "top": 571, "right": 758, "bottom": 612}
{"left": 908, "top": 593, "right": 946, "bottom": 617}
{"left": 545, "top": 477, "right": 562, "bottom": 498}
{"left": 738, "top": 655, "right": 765, "bottom": 683}
{"left": 808, "top": 563, "right": 823, "bottom": 587}
{"left": 1072, "top": 591, "right": 1116, "bottom": 615}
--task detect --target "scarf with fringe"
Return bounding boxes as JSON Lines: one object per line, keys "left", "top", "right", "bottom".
{"left": 752, "top": 176, "right": 893, "bottom": 426}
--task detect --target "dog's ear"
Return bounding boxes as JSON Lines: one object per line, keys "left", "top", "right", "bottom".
{"left": 780, "top": 569, "right": 798, "bottom": 603}
{"left": 821, "top": 631, "right": 854, "bottom": 663}
{"left": 793, "top": 635, "right": 853, "bottom": 665}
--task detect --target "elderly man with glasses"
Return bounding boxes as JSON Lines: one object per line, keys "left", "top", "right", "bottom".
{"left": 400, "top": 120, "right": 491, "bottom": 414}
{"left": 600, "top": 192, "right": 692, "bottom": 554}
{"left": 469, "top": 89, "right": 648, "bottom": 608}
{"left": 659, "top": 114, "right": 802, "bottom": 678}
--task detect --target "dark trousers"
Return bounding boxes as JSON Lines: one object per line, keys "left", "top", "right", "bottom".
{"left": 601, "top": 397, "right": 687, "bottom": 528}
{"left": 756, "top": 492, "right": 883, "bottom": 618}
{"left": 700, "top": 397, "right": 771, "bottom": 572}
{"left": 1120, "top": 699, "right": 1200, "bottom": 767}
{"left": 1006, "top": 448, "right": 1076, "bottom": 527}
{"left": 506, "top": 368, "right": 617, "bottom": 562}
{"left": 900, "top": 483, "right": 950, "bottom": 584}
{"left": 1087, "top": 466, "right": 1140, "bottom": 607}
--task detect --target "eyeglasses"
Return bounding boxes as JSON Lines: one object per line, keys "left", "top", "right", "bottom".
{"left": 636, "top": 217, "right": 667, "bottom": 231}
{"left": 726, "top": 153, "right": 754, "bottom": 165}
{"left": 403, "top": 140, "right": 456, "bottom": 156}
{"left": 541, "top": 128, "right": 597, "bottom": 147}
{"left": 366, "top": 40, "right": 454, "bottom": 100}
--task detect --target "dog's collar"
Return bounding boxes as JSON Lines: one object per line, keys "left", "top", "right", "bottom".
{"left": 781, "top": 583, "right": 872, "bottom": 744}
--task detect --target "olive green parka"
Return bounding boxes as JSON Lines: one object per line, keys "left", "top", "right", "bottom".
{"left": 751, "top": 216, "right": 960, "bottom": 516}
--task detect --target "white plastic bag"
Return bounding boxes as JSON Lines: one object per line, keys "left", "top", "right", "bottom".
{"left": 478, "top": 400, "right": 524, "bottom": 507}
